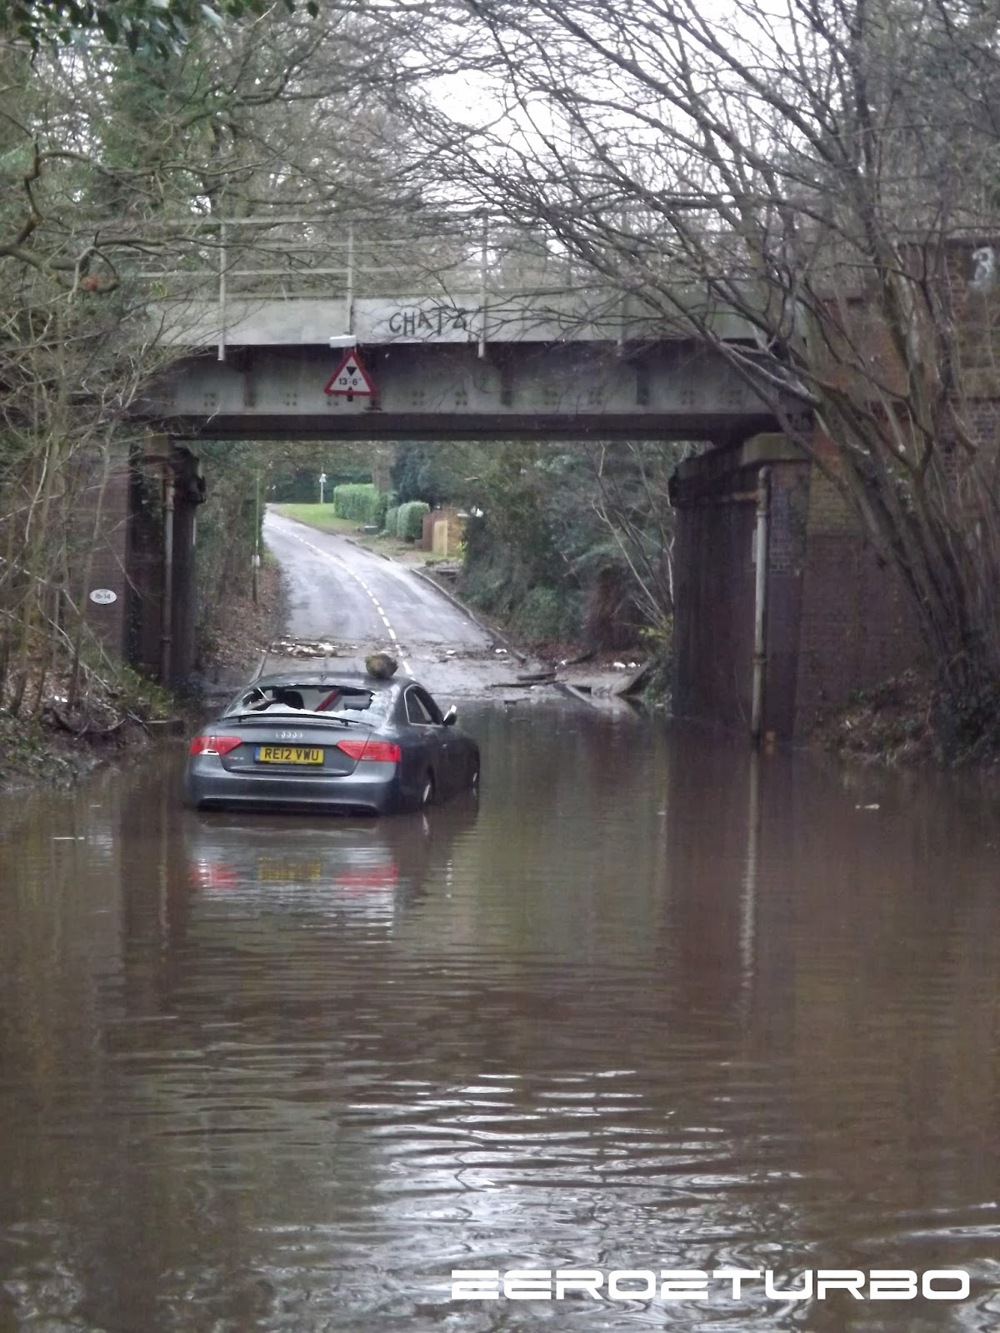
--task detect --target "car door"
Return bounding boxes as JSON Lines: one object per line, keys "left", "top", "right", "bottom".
{"left": 403, "top": 685, "right": 453, "bottom": 797}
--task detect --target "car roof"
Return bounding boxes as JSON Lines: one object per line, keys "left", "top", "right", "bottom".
{"left": 243, "top": 672, "right": 408, "bottom": 693}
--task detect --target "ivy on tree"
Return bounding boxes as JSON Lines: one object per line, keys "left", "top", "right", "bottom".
{"left": 6, "top": 0, "right": 318, "bottom": 54}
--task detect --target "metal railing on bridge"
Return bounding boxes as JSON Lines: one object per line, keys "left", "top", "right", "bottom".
{"left": 78, "top": 210, "right": 758, "bottom": 356}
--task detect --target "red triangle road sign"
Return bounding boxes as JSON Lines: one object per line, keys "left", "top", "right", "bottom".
{"left": 323, "top": 349, "right": 376, "bottom": 397}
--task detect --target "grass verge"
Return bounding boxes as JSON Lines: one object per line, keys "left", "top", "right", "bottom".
{"left": 273, "top": 504, "right": 444, "bottom": 565}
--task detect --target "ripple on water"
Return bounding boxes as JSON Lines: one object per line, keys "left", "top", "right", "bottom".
{"left": 2, "top": 723, "right": 1000, "bottom": 1329}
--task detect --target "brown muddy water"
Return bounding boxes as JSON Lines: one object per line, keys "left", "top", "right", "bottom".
{"left": 2, "top": 702, "right": 1000, "bottom": 1332}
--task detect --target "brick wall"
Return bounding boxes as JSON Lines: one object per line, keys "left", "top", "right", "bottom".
{"left": 69, "top": 445, "right": 131, "bottom": 658}
{"left": 793, "top": 433, "right": 924, "bottom": 732}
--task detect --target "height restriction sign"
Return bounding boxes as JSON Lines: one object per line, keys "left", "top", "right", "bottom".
{"left": 323, "top": 349, "right": 376, "bottom": 398}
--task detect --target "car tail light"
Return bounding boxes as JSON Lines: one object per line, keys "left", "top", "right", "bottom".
{"left": 189, "top": 734, "right": 242, "bottom": 756}
{"left": 336, "top": 866, "right": 399, "bottom": 890}
{"left": 336, "top": 737, "right": 401, "bottom": 763}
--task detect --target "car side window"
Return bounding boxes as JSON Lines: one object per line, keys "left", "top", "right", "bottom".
{"left": 419, "top": 689, "right": 444, "bottom": 724}
{"left": 405, "top": 688, "right": 437, "bottom": 725}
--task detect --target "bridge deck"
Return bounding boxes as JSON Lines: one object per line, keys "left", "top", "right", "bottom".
{"left": 147, "top": 340, "right": 777, "bottom": 443}
{"left": 144, "top": 233, "right": 779, "bottom": 442}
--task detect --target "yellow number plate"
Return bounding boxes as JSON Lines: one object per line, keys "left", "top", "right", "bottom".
{"left": 255, "top": 746, "right": 324, "bottom": 765}
{"left": 256, "top": 858, "right": 325, "bottom": 882}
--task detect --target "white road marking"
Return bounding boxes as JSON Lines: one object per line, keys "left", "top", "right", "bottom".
{"left": 286, "top": 529, "right": 414, "bottom": 675}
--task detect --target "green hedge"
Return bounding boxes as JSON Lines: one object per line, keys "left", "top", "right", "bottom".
{"left": 396, "top": 500, "right": 430, "bottom": 541}
{"left": 333, "top": 483, "right": 392, "bottom": 527}
{"left": 384, "top": 504, "right": 399, "bottom": 536}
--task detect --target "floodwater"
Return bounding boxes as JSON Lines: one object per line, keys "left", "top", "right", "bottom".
{"left": 2, "top": 702, "right": 1000, "bottom": 1332}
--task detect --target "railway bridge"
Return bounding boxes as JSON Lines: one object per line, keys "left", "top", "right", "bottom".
{"left": 84, "top": 220, "right": 917, "bottom": 739}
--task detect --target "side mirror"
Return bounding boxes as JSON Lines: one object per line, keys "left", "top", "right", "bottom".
{"left": 442, "top": 705, "right": 458, "bottom": 727}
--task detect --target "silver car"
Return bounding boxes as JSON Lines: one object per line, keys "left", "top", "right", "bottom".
{"left": 184, "top": 672, "right": 480, "bottom": 815}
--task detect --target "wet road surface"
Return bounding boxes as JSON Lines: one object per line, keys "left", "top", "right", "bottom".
{"left": 3, "top": 710, "right": 1000, "bottom": 1331}
{"left": 261, "top": 512, "right": 522, "bottom": 698}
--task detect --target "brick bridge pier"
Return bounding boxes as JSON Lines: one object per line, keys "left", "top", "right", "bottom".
{"left": 672, "top": 432, "right": 920, "bottom": 741}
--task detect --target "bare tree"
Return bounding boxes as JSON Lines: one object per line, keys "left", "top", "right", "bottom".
{"left": 0, "top": 1, "right": 459, "bottom": 713}
{"left": 587, "top": 440, "right": 686, "bottom": 639}
{"left": 404, "top": 0, "right": 1000, "bottom": 731}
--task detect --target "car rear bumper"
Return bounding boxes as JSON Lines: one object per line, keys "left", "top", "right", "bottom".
{"left": 184, "top": 756, "right": 404, "bottom": 814}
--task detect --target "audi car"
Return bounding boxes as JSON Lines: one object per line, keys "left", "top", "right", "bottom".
{"left": 184, "top": 672, "right": 480, "bottom": 815}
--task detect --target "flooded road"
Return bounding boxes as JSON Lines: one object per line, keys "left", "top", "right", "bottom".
{"left": 260, "top": 512, "right": 523, "bottom": 699}
{"left": 2, "top": 705, "right": 1000, "bottom": 1331}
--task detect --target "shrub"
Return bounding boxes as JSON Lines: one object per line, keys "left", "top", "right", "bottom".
{"left": 509, "top": 586, "right": 580, "bottom": 644}
{"left": 396, "top": 500, "right": 430, "bottom": 542}
{"left": 333, "top": 483, "right": 383, "bottom": 525}
{"left": 384, "top": 505, "right": 399, "bottom": 536}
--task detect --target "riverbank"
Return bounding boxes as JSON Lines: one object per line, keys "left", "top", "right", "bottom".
{"left": 0, "top": 671, "right": 177, "bottom": 793}
{"left": 0, "top": 561, "right": 286, "bottom": 794}
{"left": 808, "top": 670, "right": 937, "bottom": 766}
{"left": 807, "top": 667, "right": 1000, "bottom": 770}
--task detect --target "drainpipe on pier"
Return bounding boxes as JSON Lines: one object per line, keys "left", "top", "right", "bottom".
{"left": 217, "top": 221, "right": 227, "bottom": 362}
{"left": 477, "top": 212, "right": 489, "bottom": 359}
{"left": 252, "top": 470, "right": 261, "bottom": 605}
{"left": 161, "top": 463, "right": 175, "bottom": 684}
{"left": 750, "top": 466, "right": 771, "bottom": 747}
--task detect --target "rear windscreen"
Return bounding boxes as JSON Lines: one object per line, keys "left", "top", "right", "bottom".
{"left": 226, "top": 684, "right": 393, "bottom": 719}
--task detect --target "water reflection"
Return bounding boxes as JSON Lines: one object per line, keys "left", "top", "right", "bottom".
{"left": 1, "top": 709, "right": 1000, "bottom": 1330}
